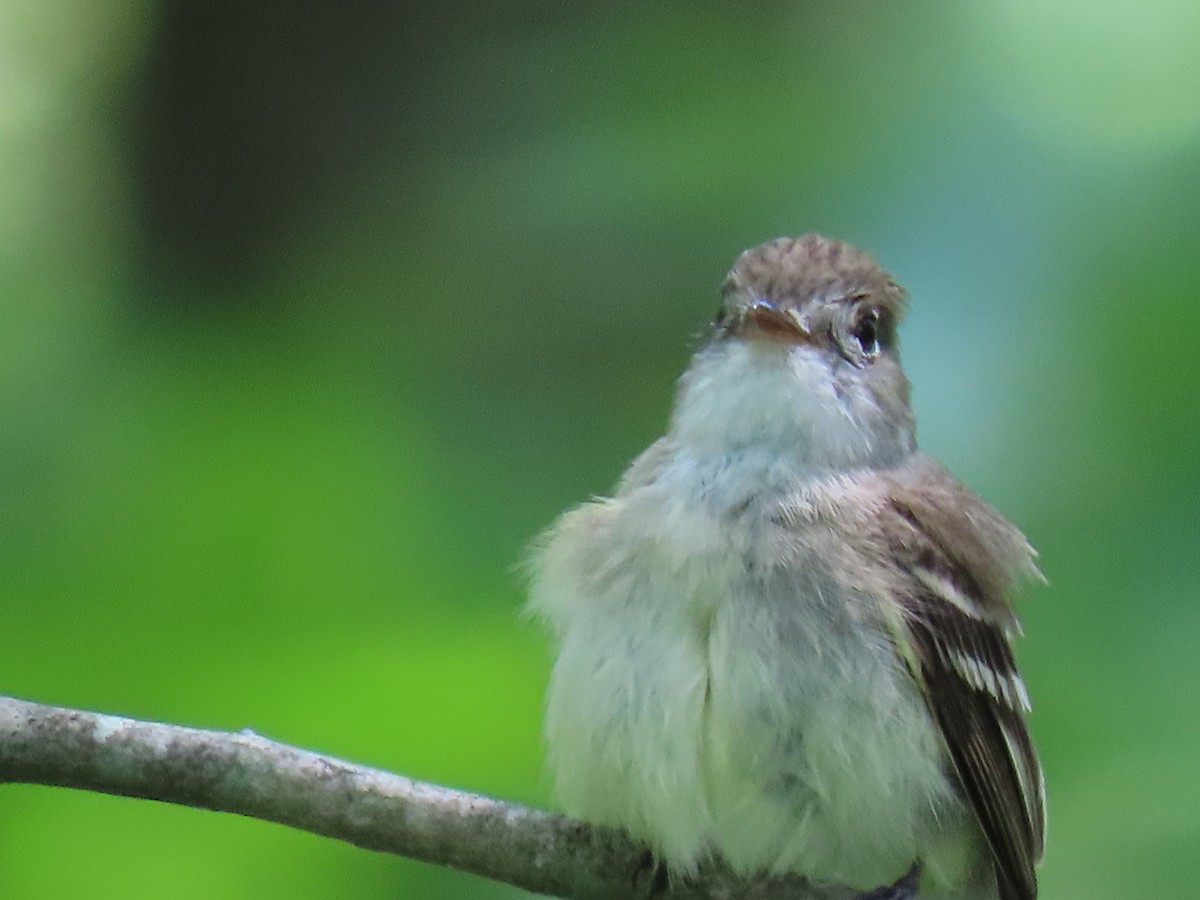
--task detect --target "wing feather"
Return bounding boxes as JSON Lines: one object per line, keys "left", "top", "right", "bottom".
{"left": 880, "top": 474, "right": 1044, "bottom": 900}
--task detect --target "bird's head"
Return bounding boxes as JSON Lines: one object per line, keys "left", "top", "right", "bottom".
{"left": 670, "top": 234, "right": 916, "bottom": 471}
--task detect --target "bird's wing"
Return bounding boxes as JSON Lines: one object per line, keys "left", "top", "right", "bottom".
{"left": 879, "top": 458, "right": 1045, "bottom": 900}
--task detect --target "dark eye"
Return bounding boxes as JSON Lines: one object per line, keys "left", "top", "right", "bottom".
{"left": 851, "top": 308, "right": 881, "bottom": 357}
{"left": 854, "top": 309, "right": 883, "bottom": 360}
{"left": 844, "top": 303, "right": 892, "bottom": 367}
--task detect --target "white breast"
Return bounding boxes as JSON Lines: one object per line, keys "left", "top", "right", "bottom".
{"left": 529, "top": 452, "right": 967, "bottom": 890}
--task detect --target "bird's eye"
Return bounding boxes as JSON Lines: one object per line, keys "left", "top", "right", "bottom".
{"left": 851, "top": 308, "right": 881, "bottom": 358}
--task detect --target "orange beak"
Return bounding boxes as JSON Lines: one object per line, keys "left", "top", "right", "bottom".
{"left": 737, "top": 299, "right": 814, "bottom": 345}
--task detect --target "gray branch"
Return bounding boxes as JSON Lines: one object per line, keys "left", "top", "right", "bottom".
{"left": 0, "top": 696, "right": 915, "bottom": 900}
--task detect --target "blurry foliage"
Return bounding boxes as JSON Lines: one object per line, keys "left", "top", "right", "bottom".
{"left": 2, "top": 1, "right": 1199, "bottom": 898}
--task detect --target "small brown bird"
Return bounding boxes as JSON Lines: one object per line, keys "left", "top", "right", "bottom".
{"left": 528, "top": 235, "right": 1045, "bottom": 898}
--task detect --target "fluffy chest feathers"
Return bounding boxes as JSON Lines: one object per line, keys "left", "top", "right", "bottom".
{"left": 528, "top": 449, "right": 968, "bottom": 890}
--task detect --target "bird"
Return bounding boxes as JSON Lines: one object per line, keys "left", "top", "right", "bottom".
{"left": 527, "top": 235, "right": 1045, "bottom": 899}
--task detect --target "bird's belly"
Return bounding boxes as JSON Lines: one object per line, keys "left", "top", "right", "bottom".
{"left": 539, "top": 481, "right": 966, "bottom": 886}
{"left": 546, "top": 562, "right": 960, "bottom": 887}
{"left": 699, "top": 569, "right": 958, "bottom": 888}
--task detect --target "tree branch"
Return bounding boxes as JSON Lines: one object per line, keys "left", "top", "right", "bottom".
{"left": 0, "top": 696, "right": 915, "bottom": 900}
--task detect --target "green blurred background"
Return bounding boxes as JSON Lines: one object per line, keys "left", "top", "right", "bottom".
{"left": 2, "top": 2, "right": 1197, "bottom": 897}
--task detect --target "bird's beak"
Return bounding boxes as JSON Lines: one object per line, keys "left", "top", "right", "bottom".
{"left": 736, "top": 298, "right": 814, "bottom": 345}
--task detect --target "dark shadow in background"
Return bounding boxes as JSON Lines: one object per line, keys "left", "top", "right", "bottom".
{"left": 127, "top": 0, "right": 574, "bottom": 297}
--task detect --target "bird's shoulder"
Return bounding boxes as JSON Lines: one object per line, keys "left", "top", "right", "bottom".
{"left": 771, "top": 453, "right": 1039, "bottom": 616}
